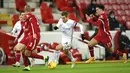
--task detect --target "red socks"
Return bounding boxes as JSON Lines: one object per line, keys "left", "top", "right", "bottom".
{"left": 30, "top": 53, "right": 44, "bottom": 59}
{"left": 22, "top": 53, "right": 29, "bottom": 67}
{"left": 114, "top": 50, "right": 123, "bottom": 56}
{"left": 89, "top": 46, "right": 94, "bottom": 57}
{"left": 15, "top": 51, "right": 21, "bottom": 62}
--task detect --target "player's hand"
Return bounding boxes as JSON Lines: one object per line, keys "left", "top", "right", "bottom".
{"left": 53, "top": 26, "right": 58, "bottom": 30}
{"left": 85, "top": 14, "right": 90, "bottom": 20}
{"left": 33, "top": 33, "right": 37, "bottom": 39}
{"left": 6, "top": 33, "right": 11, "bottom": 35}
{"left": 81, "top": 34, "right": 85, "bottom": 40}
{"left": 89, "top": 14, "right": 94, "bottom": 18}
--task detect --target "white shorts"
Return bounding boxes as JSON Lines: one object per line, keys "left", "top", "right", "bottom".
{"left": 62, "top": 41, "right": 72, "bottom": 50}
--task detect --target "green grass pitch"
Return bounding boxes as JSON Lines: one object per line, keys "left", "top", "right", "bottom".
{"left": 0, "top": 62, "right": 130, "bottom": 73}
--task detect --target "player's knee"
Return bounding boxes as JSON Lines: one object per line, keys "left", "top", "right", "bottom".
{"left": 55, "top": 47, "right": 59, "bottom": 51}
{"left": 64, "top": 49, "right": 68, "bottom": 54}
{"left": 88, "top": 43, "right": 93, "bottom": 47}
{"left": 14, "top": 47, "right": 21, "bottom": 51}
{"left": 24, "top": 51, "right": 31, "bottom": 56}
{"left": 32, "top": 49, "right": 37, "bottom": 54}
{"left": 56, "top": 46, "right": 62, "bottom": 51}
{"left": 14, "top": 44, "right": 24, "bottom": 51}
{"left": 24, "top": 53, "right": 30, "bottom": 56}
{"left": 24, "top": 52, "right": 28, "bottom": 56}
{"left": 109, "top": 47, "right": 114, "bottom": 53}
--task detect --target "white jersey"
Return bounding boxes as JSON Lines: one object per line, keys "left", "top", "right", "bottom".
{"left": 56, "top": 18, "right": 84, "bottom": 48}
{"left": 11, "top": 21, "right": 23, "bottom": 42}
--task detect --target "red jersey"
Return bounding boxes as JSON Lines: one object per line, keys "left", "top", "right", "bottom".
{"left": 25, "top": 13, "right": 40, "bottom": 38}
{"left": 17, "top": 13, "right": 40, "bottom": 39}
{"left": 22, "top": 20, "right": 31, "bottom": 37}
{"left": 88, "top": 12, "right": 111, "bottom": 37}
{"left": 17, "top": 20, "right": 30, "bottom": 39}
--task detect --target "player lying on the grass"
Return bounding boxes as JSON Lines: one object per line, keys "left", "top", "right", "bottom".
{"left": 13, "top": 5, "right": 49, "bottom": 71}
{"left": 85, "top": 4, "right": 127, "bottom": 63}
{"left": 53, "top": 11, "right": 85, "bottom": 68}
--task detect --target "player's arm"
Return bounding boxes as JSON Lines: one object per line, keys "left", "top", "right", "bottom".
{"left": 29, "top": 17, "right": 38, "bottom": 39}
{"left": 88, "top": 18, "right": 103, "bottom": 26}
{"left": 11, "top": 22, "right": 19, "bottom": 35}
{"left": 86, "top": 14, "right": 103, "bottom": 26}
{"left": 75, "top": 22, "right": 84, "bottom": 34}
{"left": 30, "top": 17, "right": 39, "bottom": 33}
{"left": 75, "top": 22, "right": 85, "bottom": 40}
{"left": 14, "top": 28, "right": 23, "bottom": 43}
{"left": 17, "top": 28, "right": 23, "bottom": 39}
{"left": 54, "top": 19, "right": 62, "bottom": 30}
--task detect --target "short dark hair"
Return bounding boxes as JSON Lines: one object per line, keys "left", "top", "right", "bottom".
{"left": 91, "top": 0, "right": 97, "bottom": 3}
{"left": 96, "top": 4, "right": 105, "bottom": 10}
{"left": 109, "top": 10, "right": 114, "bottom": 14}
{"left": 61, "top": 11, "right": 68, "bottom": 17}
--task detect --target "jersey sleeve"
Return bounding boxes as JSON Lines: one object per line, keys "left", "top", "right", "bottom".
{"left": 56, "top": 18, "right": 62, "bottom": 28}
{"left": 88, "top": 15, "right": 104, "bottom": 26}
{"left": 11, "top": 21, "right": 22, "bottom": 36}
{"left": 11, "top": 26, "right": 17, "bottom": 35}
{"left": 11, "top": 21, "right": 19, "bottom": 34}
{"left": 75, "top": 22, "right": 84, "bottom": 34}
{"left": 29, "top": 16, "right": 40, "bottom": 35}
{"left": 17, "top": 27, "right": 23, "bottom": 39}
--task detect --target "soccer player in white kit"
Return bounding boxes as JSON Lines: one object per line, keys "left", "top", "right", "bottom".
{"left": 11, "top": 20, "right": 23, "bottom": 42}
{"left": 54, "top": 11, "right": 85, "bottom": 68}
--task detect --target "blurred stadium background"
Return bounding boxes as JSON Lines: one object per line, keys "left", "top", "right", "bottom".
{"left": 0, "top": 0, "right": 130, "bottom": 72}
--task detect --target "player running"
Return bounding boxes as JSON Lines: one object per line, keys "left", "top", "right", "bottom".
{"left": 53, "top": 11, "right": 85, "bottom": 68}
{"left": 14, "top": 5, "right": 49, "bottom": 71}
{"left": 11, "top": 13, "right": 24, "bottom": 67}
{"left": 85, "top": 4, "right": 127, "bottom": 63}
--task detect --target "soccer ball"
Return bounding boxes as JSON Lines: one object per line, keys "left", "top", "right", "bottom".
{"left": 48, "top": 61, "right": 57, "bottom": 69}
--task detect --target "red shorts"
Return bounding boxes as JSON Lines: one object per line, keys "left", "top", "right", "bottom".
{"left": 94, "top": 34, "right": 112, "bottom": 49}
{"left": 20, "top": 36, "right": 40, "bottom": 51}
{"left": 20, "top": 36, "right": 28, "bottom": 46}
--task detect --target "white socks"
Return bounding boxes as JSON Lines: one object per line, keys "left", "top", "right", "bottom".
{"left": 54, "top": 50, "right": 60, "bottom": 64}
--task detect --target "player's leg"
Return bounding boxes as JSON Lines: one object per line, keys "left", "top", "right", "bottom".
{"left": 26, "top": 39, "right": 49, "bottom": 65}
{"left": 12, "top": 43, "right": 26, "bottom": 67}
{"left": 24, "top": 50, "right": 49, "bottom": 65}
{"left": 86, "top": 38, "right": 98, "bottom": 63}
{"left": 30, "top": 49, "right": 37, "bottom": 67}
{"left": 22, "top": 51, "right": 31, "bottom": 71}
{"left": 29, "top": 46, "right": 51, "bottom": 67}
{"left": 54, "top": 44, "right": 62, "bottom": 64}
{"left": 21, "top": 38, "right": 46, "bottom": 71}
{"left": 104, "top": 36, "right": 127, "bottom": 63}
{"left": 64, "top": 49, "right": 75, "bottom": 68}
{"left": 109, "top": 47, "right": 127, "bottom": 63}
{"left": 30, "top": 58, "right": 35, "bottom": 67}
{"left": 62, "top": 42, "right": 75, "bottom": 68}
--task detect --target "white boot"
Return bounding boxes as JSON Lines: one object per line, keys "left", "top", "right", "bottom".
{"left": 30, "top": 58, "right": 35, "bottom": 67}
{"left": 54, "top": 59, "right": 59, "bottom": 65}
{"left": 54, "top": 51, "right": 60, "bottom": 65}
{"left": 12, "top": 62, "right": 20, "bottom": 67}
{"left": 71, "top": 58, "right": 76, "bottom": 68}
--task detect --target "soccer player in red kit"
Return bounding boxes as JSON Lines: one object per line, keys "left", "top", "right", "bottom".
{"left": 14, "top": 5, "right": 49, "bottom": 71}
{"left": 85, "top": 4, "right": 127, "bottom": 63}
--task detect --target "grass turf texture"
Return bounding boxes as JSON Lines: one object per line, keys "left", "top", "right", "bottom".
{"left": 0, "top": 61, "right": 130, "bottom": 73}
